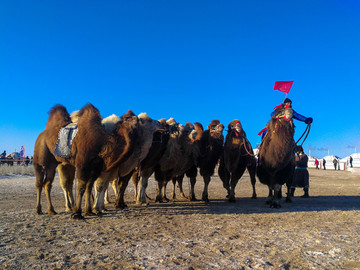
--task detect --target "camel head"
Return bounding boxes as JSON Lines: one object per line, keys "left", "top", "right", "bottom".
{"left": 228, "top": 119, "right": 246, "bottom": 137}
{"left": 274, "top": 105, "right": 293, "bottom": 121}
{"left": 208, "top": 120, "right": 224, "bottom": 139}
{"left": 138, "top": 112, "right": 162, "bottom": 134}
{"left": 183, "top": 122, "right": 198, "bottom": 142}
{"left": 166, "top": 118, "right": 180, "bottom": 135}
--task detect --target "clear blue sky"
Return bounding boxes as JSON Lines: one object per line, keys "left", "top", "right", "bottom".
{"left": 1, "top": 0, "right": 359, "bottom": 158}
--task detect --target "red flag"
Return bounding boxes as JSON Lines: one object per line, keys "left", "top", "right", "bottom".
{"left": 274, "top": 81, "right": 294, "bottom": 94}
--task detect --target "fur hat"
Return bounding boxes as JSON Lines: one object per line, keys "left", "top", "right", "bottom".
{"left": 295, "top": 145, "right": 304, "bottom": 153}
{"left": 283, "top": 98, "right": 292, "bottom": 104}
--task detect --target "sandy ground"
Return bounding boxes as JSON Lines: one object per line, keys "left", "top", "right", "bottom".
{"left": 0, "top": 168, "right": 359, "bottom": 270}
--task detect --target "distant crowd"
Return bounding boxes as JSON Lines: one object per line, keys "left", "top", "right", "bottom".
{"left": 0, "top": 150, "right": 33, "bottom": 166}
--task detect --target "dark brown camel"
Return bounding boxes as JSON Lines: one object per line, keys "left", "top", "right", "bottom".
{"left": 154, "top": 121, "right": 200, "bottom": 203}
{"left": 33, "top": 104, "right": 106, "bottom": 219}
{"left": 218, "top": 119, "right": 257, "bottom": 203}
{"left": 172, "top": 120, "right": 224, "bottom": 202}
{"left": 257, "top": 105, "right": 295, "bottom": 208}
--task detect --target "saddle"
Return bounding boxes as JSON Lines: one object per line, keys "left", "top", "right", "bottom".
{"left": 53, "top": 123, "right": 78, "bottom": 158}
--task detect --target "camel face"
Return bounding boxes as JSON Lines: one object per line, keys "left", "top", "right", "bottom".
{"left": 183, "top": 122, "right": 198, "bottom": 142}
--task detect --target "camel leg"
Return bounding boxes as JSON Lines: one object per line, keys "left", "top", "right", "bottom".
{"left": 177, "top": 175, "right": 188, "bottom": 200}
{"left": 188, "top": 176, "right": 197, "bottom": 201}
{"left": 270, "top": 184, "right": 282, "bottom": 208}
{"left": 247, "top": 167, "right": 257, "bottom": 199}
{"left": 72, "top": 179, "right": 86, "bottom": 219}
{"left": 228, "top": 174, "right": 238, "bottom": 203}
{"left": 43, "top": 168, "right": 57, "bottom": 215}
{"left": 132, "top": 170, "right": 139, "bottom": 202}
{"left": 162, "top": 181, "right": 170, "bottom": 202}
{"left": 201, "top": 175, "right": 211, "bottom": 203}
{"left": 137, "top": 176, "right": 149, "bottom": 206}
{"left": 58, "top": 163, "right": 75, "bottom": 212}
{"left": 171, "top": 178, "right": 177, "bottom": 200}
{"left": 155, "top": 180, "right": 163, "bottom": 203}
{"left": 115, "top": 173, "right": 132, "bottom": 209}
{"left": 84, "top": 180, "right": 96, "bottom": 216}
{"left": 34, "top": 164, "right": 45, "bottom": 215}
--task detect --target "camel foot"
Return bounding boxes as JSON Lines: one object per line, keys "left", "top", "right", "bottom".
{"left": 251, "top": 194, "right": 257, "bottom": 199}
{"left": 71, "top": 212, "right": 84, "bottom": 219}
{"left": 270, "top": 202, "right": 281, "bottom": 208}
{"left": 180, "top": 193, "right": 188, "bottom": 200}
{"left": 84, "top": 211, "right": 96, "bottom": 217}
{"left": 48, "top": 210, "right": 57, "bottom": 215}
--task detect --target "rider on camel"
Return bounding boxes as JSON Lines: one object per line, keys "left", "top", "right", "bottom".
{"left": 259, "top": 98, "right": 313, "bottom": 139}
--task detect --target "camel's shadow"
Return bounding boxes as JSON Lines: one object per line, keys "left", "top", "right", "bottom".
{"left": 95, "top": 195, "right": 360, "bottom": 218}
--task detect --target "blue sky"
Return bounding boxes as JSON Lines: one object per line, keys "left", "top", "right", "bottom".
{"left": 1, "top": 0, "right": 359, "bottom": 158}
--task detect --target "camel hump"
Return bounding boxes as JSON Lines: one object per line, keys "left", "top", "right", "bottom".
{"left": 102, "top": 114, "right": 120, "bottom": 133}
{"left": 77, "top": 104, "right": 102, "bottom": 124}
{"left": 46, "top": 104, "right": 71, "bottom": 129}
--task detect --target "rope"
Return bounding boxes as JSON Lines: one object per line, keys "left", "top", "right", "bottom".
{"left": 295, "top": 124, "right": 311, "bottom": 146}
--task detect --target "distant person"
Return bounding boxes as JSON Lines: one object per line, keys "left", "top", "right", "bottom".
{"left": 25, "top": 156, "right": 30, "bottom": 166}
{"left": 350, "top": 156, "right": 353, "bottom": 168}
{"left": 323, "top": 159, "right": 326, "bottom": 170}
{"left": 290, "top": 145, "right": 310, "bottom": 198}
{"left": 0, "top": 150, "right": 6, "bottom": 159}
{"left": 315, "top": 159, "right": 319, "bottom": 169}
{"left": 333, "top": 158, "right": 337, "bottom": 170}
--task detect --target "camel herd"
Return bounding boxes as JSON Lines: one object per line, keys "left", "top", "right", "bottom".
{"left": 34, "top": 103, "right": 295, "bottom": 219}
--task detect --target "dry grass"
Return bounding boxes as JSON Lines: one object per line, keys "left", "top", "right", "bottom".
{"left": 0, "top": 164, "right": 34, "bottom": 176}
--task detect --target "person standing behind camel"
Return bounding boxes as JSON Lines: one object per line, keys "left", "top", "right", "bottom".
{"left": 333, "top": 158, "right": 337, "bottom": 170}
{"left": 315, "top": 159, "right": 319, "bottom": 169}
{"left": 290, "top": 145, "right": 309, "bottom": 198}
{"left": 323, "top": 158, "right": 326, "bottom": 170}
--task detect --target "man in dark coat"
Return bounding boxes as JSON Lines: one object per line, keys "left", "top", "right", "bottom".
{"left": 290, "top": 145, "right": 310, "bottom": 198}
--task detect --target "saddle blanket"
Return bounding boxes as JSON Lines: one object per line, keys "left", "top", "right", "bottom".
{"left": 53, "top": 123, "right": 78, "bottom": 158}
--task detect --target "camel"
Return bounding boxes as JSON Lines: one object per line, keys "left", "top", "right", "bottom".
{"left": 257, "top": 105, "right": 295, "bottom": 208}
{"left": 131, "top": 118, "right": 171, "bottom": 205}
{"left": 172, "top": 120, "right": 224, "bottom": 202}
{"left": 218, "top": 119, "right": 257, "bottom": 203}
{"left": 94, "top": 110, "right": 160, "bottom": 212}
{"left": 154, "top": 120, "right": 200, "bottom": 203}
{"left": 33, "top": 104, "right": 106, "bottom": 219}
{"left": 92, "top": 111, "right": 139, "bottom": 213}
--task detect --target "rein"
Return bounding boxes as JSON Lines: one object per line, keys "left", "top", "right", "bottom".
{"left": 295, "top": 123, "right": 311, "bottom": 146}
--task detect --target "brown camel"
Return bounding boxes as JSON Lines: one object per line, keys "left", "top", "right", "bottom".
{"left": 257, "top": 105, "right": 295, "bottom": 208}
{"left": 218, "top": 119, "right": 257, "bottom": 203}
{"left": 92, "top": 111, "right": 140, "bottom": 213}
{"left": 99, "top": 111, "right": 160, "bottom": 210}
{"left": 33, "top": 104, "right": 106, "bottom": 219}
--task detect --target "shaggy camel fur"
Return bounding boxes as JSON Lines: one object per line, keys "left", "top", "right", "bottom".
{"left": 257, "top": 105, "right": 295, "bottom": 208}
{"left": 95, "top": 110, "right": 160, "bottom": 211}
{"left": 154, "top": 120, "right": 200, "bottom": 203}
{"left": 218, "top": 119, "right": 257, "bottom": 203}
{"left": 33, "top": 104, "right": 106, "bottom": 219}
{"left": 131, "top": 118, "right": 171, "bottom": 205}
